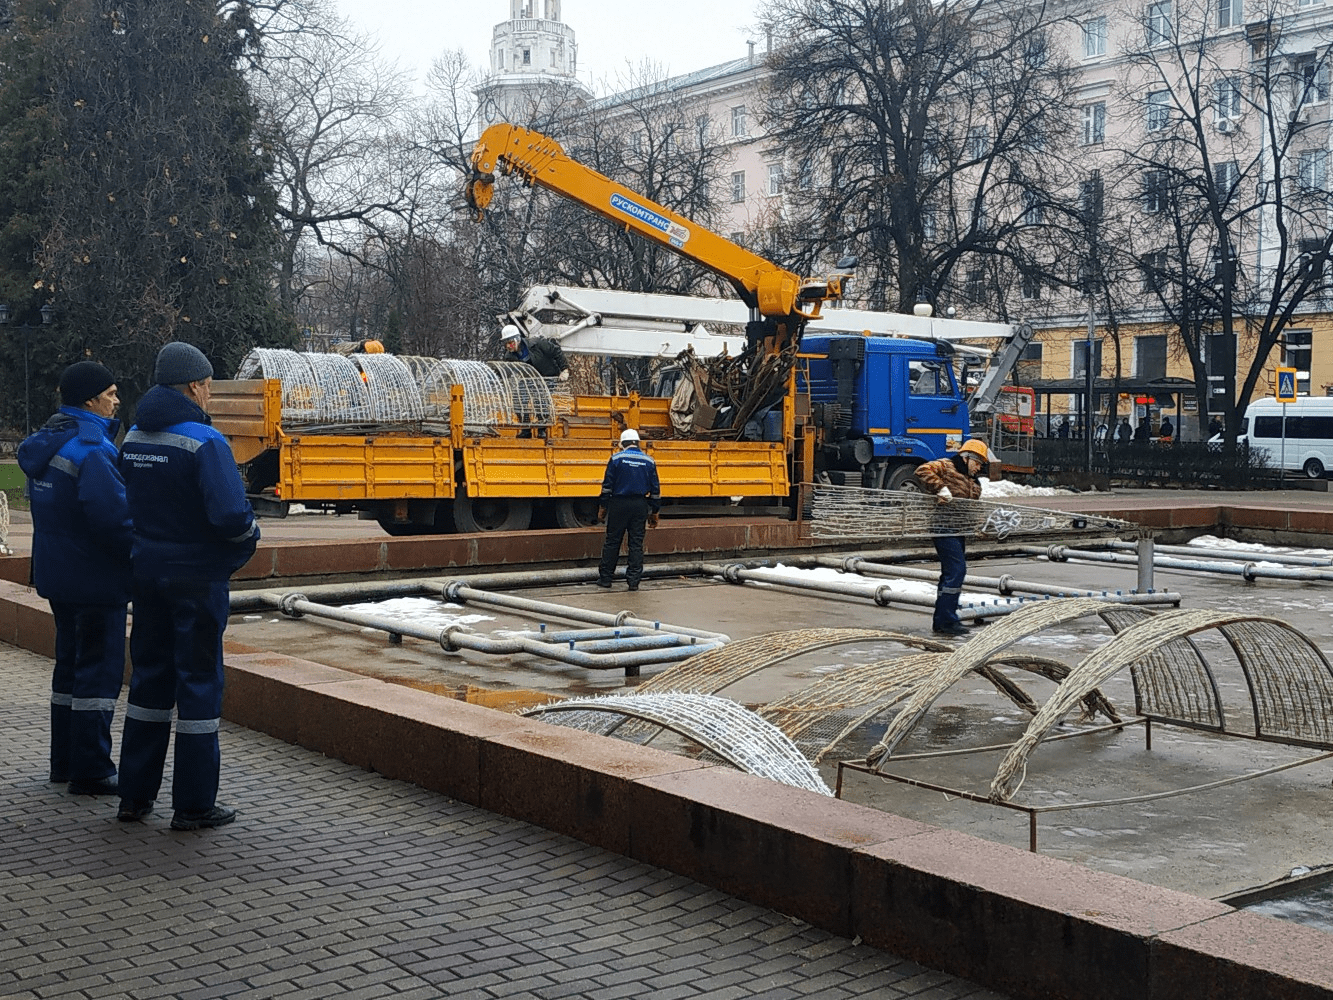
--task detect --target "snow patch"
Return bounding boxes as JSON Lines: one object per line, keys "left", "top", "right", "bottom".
{"left": 979, "top": 477, "right": 1075, "bottom": 498}
{"left": 339, "top": 596, "right": 495, "bottom": 629}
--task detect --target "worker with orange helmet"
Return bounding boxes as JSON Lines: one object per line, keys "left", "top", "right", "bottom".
{"left": 913, "top": 438, "right": 991, "bottom": 637}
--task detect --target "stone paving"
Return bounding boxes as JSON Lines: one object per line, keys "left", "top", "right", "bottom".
{"left": 0, "top": 642, "right": 1010, "bottom": 1000}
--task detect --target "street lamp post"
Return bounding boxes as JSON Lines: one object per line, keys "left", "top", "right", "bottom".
{"left": 0, "top": 302, "right": 55, "bottom": 434}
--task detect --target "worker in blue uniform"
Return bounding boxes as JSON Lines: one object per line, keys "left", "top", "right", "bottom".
{"left": 17, "top": 361, "right": 132, "bottom": 795}
{"left": 116, "top": 342, "right": 259, "bottom": 831}
{"left": 596, "top": 428, "right": 661, "bottom": 591}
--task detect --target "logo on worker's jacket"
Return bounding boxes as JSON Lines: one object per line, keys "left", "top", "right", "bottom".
{"left": 610, "top": 193, "right": 690, "bottom": 248}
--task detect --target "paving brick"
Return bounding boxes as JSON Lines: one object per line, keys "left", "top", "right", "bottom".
{"left": 0, "top": 640, "right": 1004, "bottom": 1000}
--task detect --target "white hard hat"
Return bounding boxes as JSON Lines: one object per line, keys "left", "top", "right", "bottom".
{"left": 619, "top": 428, "right": 640, "bottom": 444}
{"left": 500, "top": 323, "right": 522, "bottom": 343}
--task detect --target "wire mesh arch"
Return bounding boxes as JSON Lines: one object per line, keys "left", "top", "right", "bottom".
{"left": 866, "top": 597, "right": 1118, "bottom": 768}
{"left": 420, "top": 360, "right": 513, "bottom": 432}
{"left": 987, "top": 611, "right": 1333, "bottom": 801}
{"left": 522, "top": 692, "right": 832, "bottom": 796}
{"left": 0, "top": 490, "right": 9, "bottom": 553}
{"left": 1100, "top": 605, "right": 1225, "bottom": 729}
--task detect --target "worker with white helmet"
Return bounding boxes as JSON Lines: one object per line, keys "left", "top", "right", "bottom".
{"left": 914, "top": 438, "right": 991, "bottom": 637}
{"left": 499, "top": 323, "right": 569, "bottom": 381}
{"left": 595, "top": 428, "right": 660, "bottom": 591}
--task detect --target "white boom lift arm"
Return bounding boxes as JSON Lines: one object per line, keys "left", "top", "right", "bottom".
{"left": 505, "top": 285, "right": 1034, "bottom": 414}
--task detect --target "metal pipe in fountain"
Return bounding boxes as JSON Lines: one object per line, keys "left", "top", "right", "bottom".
{"left": 702, "top": 562, "right": 1179, "bottom": 620}
{"left": 1023, "top": 544, "right": 1333, "bottom": 583}
{"left": 256, "top": 592, "right": 723, "bottom": 677}
{"left": 822, "top": 555, "right": 1180, "bottom": 605}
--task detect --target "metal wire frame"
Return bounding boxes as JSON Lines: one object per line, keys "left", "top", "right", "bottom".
{"left": 837, "top": 720, "right": 1333, "bottom": 853}
{"left": 989, "top": 610, "right": 1333, "bottom": 801}
{"left": 522, "top": 692, "right": 832, "bottom": 796}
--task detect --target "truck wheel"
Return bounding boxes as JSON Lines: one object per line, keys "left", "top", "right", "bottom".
{"left": 453, "top": 495, "right": 533, "bottom": 533}
{"left": 1304, "top": 458, "right": 1325, "bottom": 479}
{"left": 554, "top": 498, "right": 602, "bottom": 528}
{"left": 885, "top": 463, "right": 922, "bottom": 492}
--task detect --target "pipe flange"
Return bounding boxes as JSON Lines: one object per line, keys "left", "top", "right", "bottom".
{"left": 873, "top": 585, "right": 893, "bottom": 607}
{"left": 722, "top": 564, "right": 744, "bottom": 584}
{"left": 842, "top": 556, "right": 864, "bottom": 573}
{"left": 1047, "top": 545, "right": 1068, "bottom": 562}
{"left": 279, "top": 593, "right": 308, "bottom": 618}
{"left": 614, "top": 610, "right": 636, "bottom": 626}
{"left": 439, "top": 624, "right": 465, "bottom": 652}
{"left": 997, "top": 573, "right": 1015, "bottom": 595}
{"left": 442, "top": 580, "right": 465, "bottom": 602}
{"left": 1242, "top": 561, "right": 1258, "bottom": 582}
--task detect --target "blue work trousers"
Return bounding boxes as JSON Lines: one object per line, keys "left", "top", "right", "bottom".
{"left": 598, "top": 497, "right": 649, "bottom": 588}
{"left": 119, "top": 577, "right": 230, "bottom": 813}
{"left": 49, "top": 602, "right": 126, "bottom": 783}
{"left": 932, "top": 535, "right": 967, "bottom": 630}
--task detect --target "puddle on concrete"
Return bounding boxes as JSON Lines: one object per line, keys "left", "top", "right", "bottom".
{"left": 1237, "top": 890, "right": 1333, "bottom": 938}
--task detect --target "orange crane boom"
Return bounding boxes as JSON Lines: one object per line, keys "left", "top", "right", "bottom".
{"left": 465, "top": 123, "right": 851, "bottom": 352}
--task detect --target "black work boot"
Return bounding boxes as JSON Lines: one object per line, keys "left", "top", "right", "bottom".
{"left": 170, "top": 805, "right": 237, "bottom": 831}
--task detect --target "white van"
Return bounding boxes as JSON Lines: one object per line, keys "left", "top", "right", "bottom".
{"left": 1239, "top": 397, "right": 1333, "bottom": 478}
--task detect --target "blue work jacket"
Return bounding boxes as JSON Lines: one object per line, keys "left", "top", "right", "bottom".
{"left": 118, "top": 385, "right": 259, "bottom": 581}
{"left": 599, "top": 445, "right": 661, "bottom": 512}
{"left": 17, "top": 407, "right": 132, "bottom": 605}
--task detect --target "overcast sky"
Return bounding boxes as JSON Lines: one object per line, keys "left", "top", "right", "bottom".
{"left": 332, "top": 0, "right": 761, "bottom": 94}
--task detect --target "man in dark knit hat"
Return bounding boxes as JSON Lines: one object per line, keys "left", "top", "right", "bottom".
{"left": 116, "top": 342, "right": 259, "bottom": 831}
{"left": 17, "top": 361, "right": 132, "bottom": 796}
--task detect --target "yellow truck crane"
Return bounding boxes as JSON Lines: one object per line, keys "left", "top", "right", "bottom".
{"left": 212, "top": 124, "right": 1025, "bottom": 534}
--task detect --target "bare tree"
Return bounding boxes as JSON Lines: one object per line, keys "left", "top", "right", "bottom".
{"left": 758, "top": 0, "right": 1080, "bottom": 313}
{"left": 1113, "top": 0, "right": 1333, "bottom": 440}
{"left": 251, "top": 12, "right": 414, "bottom": 317}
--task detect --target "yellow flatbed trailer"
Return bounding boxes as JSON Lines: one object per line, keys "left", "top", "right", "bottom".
{"left": 212, "top": 379, "right": 795, "bottom": 534}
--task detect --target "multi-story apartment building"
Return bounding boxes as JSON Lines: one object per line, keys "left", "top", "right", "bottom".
{"left": 479, "top": 0, "right": 1333, "bottom": 439}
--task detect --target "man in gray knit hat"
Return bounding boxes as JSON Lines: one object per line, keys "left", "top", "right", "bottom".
{"left": 116, "top": 342, "right": 259, "bottom": 830}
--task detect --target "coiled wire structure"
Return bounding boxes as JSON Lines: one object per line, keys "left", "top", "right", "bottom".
{"left": 234, "top": 349, "right": 558, "bottom": 435}
{"left": 0, "top": 490, "right": 10, "bottom": 554}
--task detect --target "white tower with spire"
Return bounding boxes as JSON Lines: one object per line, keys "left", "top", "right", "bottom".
{"left": 481, "top": 0, "right": 589, "bottom": 126}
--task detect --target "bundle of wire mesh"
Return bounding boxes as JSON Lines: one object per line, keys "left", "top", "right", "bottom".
{"left": 808, "top": 483, "right": 1133, "bottom": 541}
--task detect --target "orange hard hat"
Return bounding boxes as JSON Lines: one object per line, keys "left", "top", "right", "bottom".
{"left": 362, "top": 339, "right": 384, "bottom": 354}
{"left": 957, "top": 438, "right": 992, "bottom": 462}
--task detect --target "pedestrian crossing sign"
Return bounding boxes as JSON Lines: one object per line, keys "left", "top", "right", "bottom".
{"left": 1275, "top": 367, "right": 1298, "bottom": 403}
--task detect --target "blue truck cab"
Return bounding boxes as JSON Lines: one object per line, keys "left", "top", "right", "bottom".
{"left": 799, "top": 334, "right": 969, "bottom": 490}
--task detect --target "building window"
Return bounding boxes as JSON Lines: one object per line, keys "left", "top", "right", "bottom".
{"left": 767, "top": 162, "right": 783, "bottom": 196}
{"left": 523, "top": 48, "right": 531, "bottom": 65}
{"left": 1147, "top": 1, "right": 1173, "bottom": 45}
{"left": 1021, "top": 274, "right": 1042, "bottom": 300}
{"left": 1296, "top": 55, "right": 1330, "bottom": 105}
{"left": 1082, "top": 102, "right": 1106, "bottom": 144}
{"left": 1136, "top": 335, "right": 1168, "bottom": 379}
{"left": 798, "top": 157, "right": 813, "bottom": 190}
{"left": 1079, "top": 174, "right": 1104, "bottom": 224}
{"left": 1021, "top": 189, "right": 1044, "bottom": 226}
{"left": 1299, "top": 149, "right": 1328, "bottom": 189}
{"left": 965, "top": 268, "right": 987, "bottom": 303}
{"left": 1147, "top": 90, "right": 1170, "bottom": 132}
{"left": 1299, "top": 237, "right": 1326, "bottom": 278}
{"left": 731, "top": 105, "right": 748, "bottom": 137}
{"left": 1143, "top": 169, "right": 1167, "bottom": 213}
{"left": 1140, "top": 250, "right": 1169, "bottom": 292}
{"left": 967, "top": 125, "right": 990, "bottom": 159}
{"left": 629, "top": 130, "right": 643, "bottom": 155}
{"left": 498, "top": 50, "right": 505, "bottom": 69}
{"left": 1214, "top": 160, "right": 1240, "bottom": 199}
{"left": 1217, "top": 0, "right": 1242, "bottom": 27}
{"left": 830, "top": 155, "right": 847, "bottom": 189}
{"left": 551, "top": 50, "right": 557, "bottom": 67}
{"left": 1073, "top": 339, "right": 1103, "bottom": 377}
{"left": 922, "top": 205, "right": 937, "bottom": 240}
{"left": 1216, "top": 77, "right": 1242, "bottom": 119}
{"left": 1083, "top": 17, "right": 1107, "bottom": 57}
{"left": 1025, "top": 33, "right": 1049, "bottom": 68}
{"left": 730, "top": 170, "right": 746, "bottom": 203}
{"left": 1017, "top": 342, "right": 1043, "bottom": 381}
